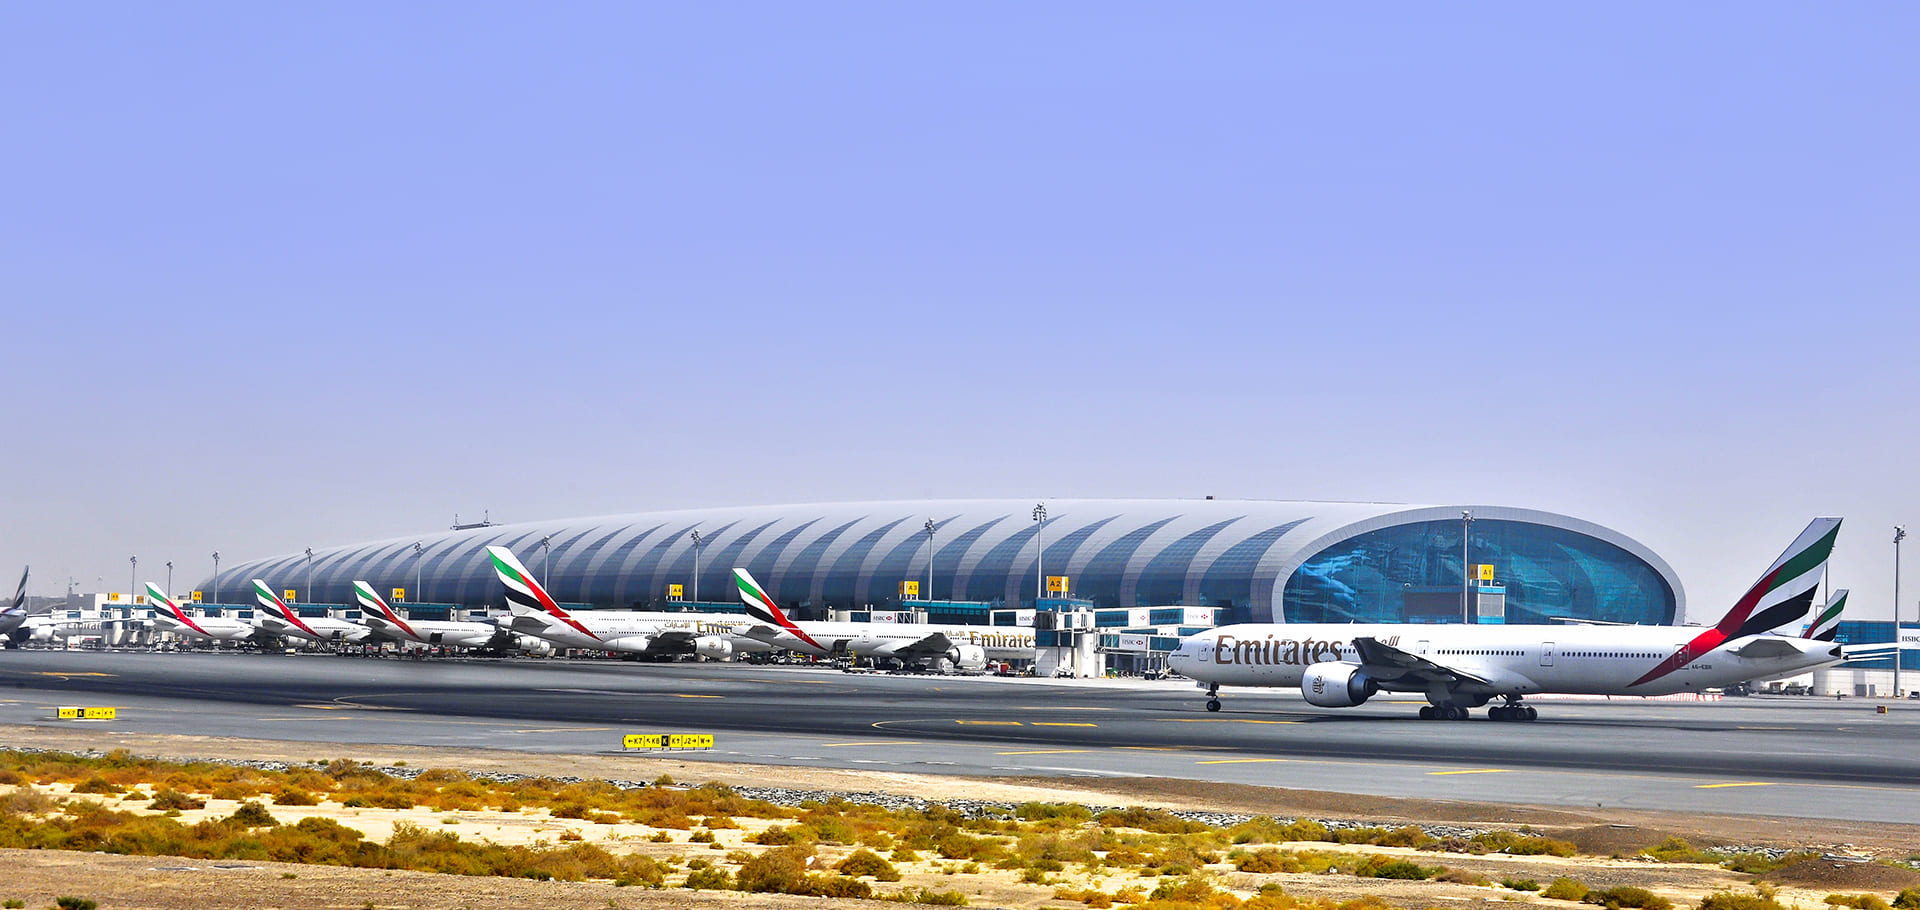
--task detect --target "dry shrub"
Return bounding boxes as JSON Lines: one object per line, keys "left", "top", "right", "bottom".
{"left": 271, "top": 786, "right": 319, "bottom": 806}
{"left": 148, "top": 788, "right": 204, "bottom": 811}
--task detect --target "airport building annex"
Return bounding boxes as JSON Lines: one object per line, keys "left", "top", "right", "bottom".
{"left": 199, "top": 499, "right": 1682, "bottom": 628}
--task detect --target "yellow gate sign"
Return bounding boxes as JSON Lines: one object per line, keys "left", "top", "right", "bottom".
{"left": 668, "top": 584, "right": 684, "bottom": 601}
{"left": 57, "top": 707, "right": 117, "bottom": 720}
{"left": 899, "top": 580, "right": 919, "bottom": 599}
{"left": 284, "top": 589, "right": 297, "bottom": 603}
{"left": 1047, "top": 575, "right": 1070, "bottom": 594}
{"left": 392, "top": 587, "right": 407, "bottom": 602}
{"left": 191, "top": 591, "right": 203, "bottom": 602}
{"left": 622, "top": 733, "right": 713, "bottom": 750}
{"left": 1477, "top": 564, "right": 1495, "bottom": 582}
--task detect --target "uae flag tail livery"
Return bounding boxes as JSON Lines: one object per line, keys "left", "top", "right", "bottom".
{"left": 1632, "top": 516, "right": 1841, "bottom": 688}
{"left": 145, "top": 582, "right": 208, "bottom": 636}
{"left": 354, "top": 580, "right": 417, "bottom": 639}
{"left": 253, "top": 579, "right": 319, "bottom": 637}
{"left": 7, "top": 566, "right": 24, "bottom": 614}
{"left": 1803, "top": 589, "right": 1847, "bottom": 643}
{"left": 486, "top": 545, "right": 600, "bottom": 642}
{"left": 733, "top": 568, "right": 825, "bottom": 652}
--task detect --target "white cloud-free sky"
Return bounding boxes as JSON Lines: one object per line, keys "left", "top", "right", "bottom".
{"left": 5, "top": 3, "right": 1915, "bottom": 621}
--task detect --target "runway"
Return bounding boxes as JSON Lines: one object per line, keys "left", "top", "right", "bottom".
{"left": 2, "top": 650, "right": 1914, "bottom": 823}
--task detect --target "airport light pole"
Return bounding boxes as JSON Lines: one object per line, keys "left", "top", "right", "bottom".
{"left": 925, "top": 519, "right": 935, "bottom": 602}
{"left": 1461, "top": 511, "right": 1474, "bottom": 624}
{"left": 412, "top": 542, "right": 424, "bottom": 604}
{"left": 128, "top": 556, "right": 136, "bottom": 605}
{"left": 165, "top": 561, "right": 173, "bottom": 595}
{"left": 1033, "top": 503, "right": 1047, "bottom": 606}
{"left": 1897, "top": 526, "right": 1907, "bottom": 700}
{"left": 211, "top": 552, "right": 219, "bottom": 605}
{"left": 541, "top": 535, "right": 552, "bottom": 590}
{"left": 304, "top": 547, "right": 314, "bottom": 605}
{"left": 690, "top": 530, "right": 703, "bottom": 604}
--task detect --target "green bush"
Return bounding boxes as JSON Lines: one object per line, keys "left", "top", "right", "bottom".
{"left": 272, "top": 786, "right": 320, "bottom": 807}
{"left": 1894, "top": 890, "right": 1920, "bottom": 910}
{"left": 1642, "top": 837, "right": 1714, "bottom": 864}
{"left": 683, "top": 866, "right": 732, "bottom": 890}
{"left": 55, "top": 899, "right": 96, "bottom": 910}
{"left": 1094, "top": 808, "right": 1205, "bottom": 835}
{"left": 71, "top": 776, "right": 123, "bottom": 795}
{"left": 1699, "top": 890, "right": 1787, "bottom": 910}
{"left": 884, "top": 887, "right": 969, "bottom": 905}
{"left": 735, "top": 844, "right": 816, "bottom": 894}
{"left": 1354, "top": 855, "right": 1438, "bottom": 880}
{"left": 839, "top": 848, "right": 903, "bottom": 881}
{"left": 1722, "top": 852, "right": 1818, "bottom": 874}
{"left": 1543, "top": 877, "right": 1590, "bottom": 901}
{"left": 1584, "top": 886, "right": 1673, "bottom": 910}
{"left": 1148, "top": 877, "right": 1215, "bottom": 902}
{"left": 1504, "top": 879, "right": 1543, "bottom": 891}
{"left": 230, "top": 801, "right": 279, "bottom": 828}
{"left": 148, "top": 788, "right": 205, "bottom": 811}
{"left": 749, "top": 824, "right": 812, "bottom": 846}
{"left": 1827, "top": 896, "right": 1892, "bottom": 910}
{"left": 1472, "top": 830, "right": 1578, "bottom": 856}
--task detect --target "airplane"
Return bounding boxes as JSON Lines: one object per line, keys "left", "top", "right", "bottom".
{"left": 351, "top": 580, "right": 550, "bottom": 654}
{"left": 1167, "top": 517, "right": 1845, "bottom": 721}
{"left": 144, "top": 582, "right": 260, "bottom": 645}
{"left": 0, "top": 566, "right": 27, "bottom": 646}
{"left": 251, "top": 579, "right": 374, "bottom": 645}
{"left": 485, "top": 545, "right": 772, "bottom": 659}
{"left": 732, "top": 567, "right": 1035, "bottom": 671}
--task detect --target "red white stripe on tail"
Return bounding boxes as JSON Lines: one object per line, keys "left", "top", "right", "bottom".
{"left": 486, "top": 546, "right": 600, "bottom": 642}
{"left": 253, "top": 579, "right": 320, "bottom": 637}
{"left": 146, "top": 582, "right": 209, "bottom": 637}
{"left": 733, "top": 567, "right": 825, "bottom": 652}
{"left": 354, "top": 580, "right": 418, "bottom": 640}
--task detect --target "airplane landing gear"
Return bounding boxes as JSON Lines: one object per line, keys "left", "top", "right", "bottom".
{"left": 1488, "top": 701, "right": 1537, "bottom": 722}
{"left": 1205, "top": 683, "right": 1221, "bottom": 712}
{"left": 1419, "top": 704, "right": 1470, "bottom": 720}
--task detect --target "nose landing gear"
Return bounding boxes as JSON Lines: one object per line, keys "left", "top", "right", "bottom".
{"left": 1205, "top": 683, "right": 1221, "bottom": 712}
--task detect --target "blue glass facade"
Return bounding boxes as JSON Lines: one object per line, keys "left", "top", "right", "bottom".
{"left": 1282, "top": 518, "right": 1677, "bottom": 625}
{"left": 198, "top": 501, "right": 1680, "bottom": 626}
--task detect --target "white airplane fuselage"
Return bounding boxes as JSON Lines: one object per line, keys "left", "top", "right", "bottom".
{"left": 770, "top": 620, "right": 1036, "bottom": 662}
{"left": 512, "top": 610, "right": 774, "bottom": 656}
{"left": 1170, "top": 623, "right": 1842, "bottom": 701}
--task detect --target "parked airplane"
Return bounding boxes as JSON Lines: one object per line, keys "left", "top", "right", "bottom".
{"left": 351, "top": 580, "right": 549, "bottom": 654}
{"left": 485, "top": 546, "right": 771, "bottom": 659}
{"left": 0, "top": 566, "right": 28, "bottom": 646}
{"left": 144, "top": 582, "right": 260, "bottom": 645}
{"left": 732, "top": 568, "right": 1034, "bottom": 671}
{"left": 1804, "top": 589, "right": 1846, "bottom": 642}
{"left": 251, "top": 580, "right": 374, "bottom": 645}
{"left": 1168, "top": 517, "right": 1845, "bottom": 721}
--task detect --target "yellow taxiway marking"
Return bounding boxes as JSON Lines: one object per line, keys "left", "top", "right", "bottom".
{"left": 956, "top": 720, "right": 1023, "bottom": 726}
{"left": 823, "top": 741, "right": 920, "bottom": 747}
{"left": 37, "top": 672, "right": 115, "bottom": 678}
{"left": 1196, "top": 758, "right": 1287, "bottom": 765}
{"left": 510, "top": 727, "right": 612, "bottom": 734}
{"left": 1117, "top": 746, "right": 1185, "bottom": 752}
{"left": 1429, "top": 769, "right": 1511, "bottom": 776}
{"left": 1017, "top": 706, "right": 1112, "bottom": 711}
{"left": 294, "top": 703, "right": 412, "bottom": 711}
{"left": 1165, "top": 718, "right": 1301, "bottom": 725}
{"left": 996, "top": 749, "right": 1092, "bottom": 756}
{"left": 675, "top": 694, "right": 724, "bottom": 698}
{"left": 1032, "top": 722, "right": 1097, "bottom": 727}
{"left": 1696, "top": 782, "right": 1777, "bottom": 789}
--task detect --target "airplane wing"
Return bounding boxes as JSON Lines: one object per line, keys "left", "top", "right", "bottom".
{"left": 873, "top": 631, "right": 957, "bottom": 658}
{"left": 1349, "top": 636, "right": 1492, "bottom": 688}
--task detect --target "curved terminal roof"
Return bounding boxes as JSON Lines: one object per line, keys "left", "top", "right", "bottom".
{"left": 199, "top": 499, "right": 1682, "bottom": 624}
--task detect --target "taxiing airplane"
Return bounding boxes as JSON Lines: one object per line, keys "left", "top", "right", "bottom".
{"left": 145, "top": 582, "right": 260, "bottom": 645}
{"left": 732, "top": 568, "right": 1034, "bottom": 671}
{"left": 1168, "top": 517, "right": 1845, "bottom": 721}
{"left": 251, "top": 579, "right": 374, "bottom": 645}
{"left": 485, "top": 546, "right": 771, "bottom": 659}
{"left": 351, "top": 580, "right": 548, "bottom": 654}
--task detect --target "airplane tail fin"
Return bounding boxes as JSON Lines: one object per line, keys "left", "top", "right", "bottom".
{"left": 253, "top": 579, "right": 319, "bottom": 636}
{"left": 485, "top": 545, "right": 603, "bottom": 644}
{"left": 733, "top": 567, "right": 826, "bottom": 651}
{"left": 353, "top": 580, "right": 417, "bottom": 638}
{"left": 2, "top": 567, "right": 24, "bottom": 618}
{"left": 146, "top": 582, "right": 210, "bottom": 635}
{"left": 1632, "top": 517, "right": 1841, "bottom": 688}
{"left": 1804, "top": 589, "right": 1847, "bottom": 642}
{"left": 1712, "top": 517, "right": 1842, "bottom": 640}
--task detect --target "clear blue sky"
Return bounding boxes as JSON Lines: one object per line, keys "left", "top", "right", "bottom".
{"left": 5, "top": 3, "right": 1916, "bottom": 620}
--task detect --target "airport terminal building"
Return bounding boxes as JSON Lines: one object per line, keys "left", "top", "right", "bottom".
{"left": 200, "top": 499, "right": 1682, "bottom": 626}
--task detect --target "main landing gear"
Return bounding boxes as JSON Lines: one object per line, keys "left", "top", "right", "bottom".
{"left": 1418, "top": 705, "right": 1471, "bottom": 720}
{"left": 1488, "top": 701, "right": 1538, "bottom": 722}
{"left": 1205, "top": 683, "right": 1221, "bottom": 712}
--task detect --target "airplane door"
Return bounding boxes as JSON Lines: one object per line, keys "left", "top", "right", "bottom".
{"left": 1414, "top": 640, "right": 1428, "bottom": 656}
{"left": 1540, "top": 642, "right": 1555, "bottom": 667}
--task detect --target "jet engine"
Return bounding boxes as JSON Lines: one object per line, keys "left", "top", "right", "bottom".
{"left": 944, "top": 644, "right": 987, "bottom": 670}
{"left": 511, "top": 634, "right": 555, "bottom": 656}
{"left": 1300, "top": 662, "right": 1378, "bottom": 708}
{"left": 601, "top": 635, "right": 655, "bottom": 654}
{"left": 694, "top": 636, "right": 734, "bottom": 660}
